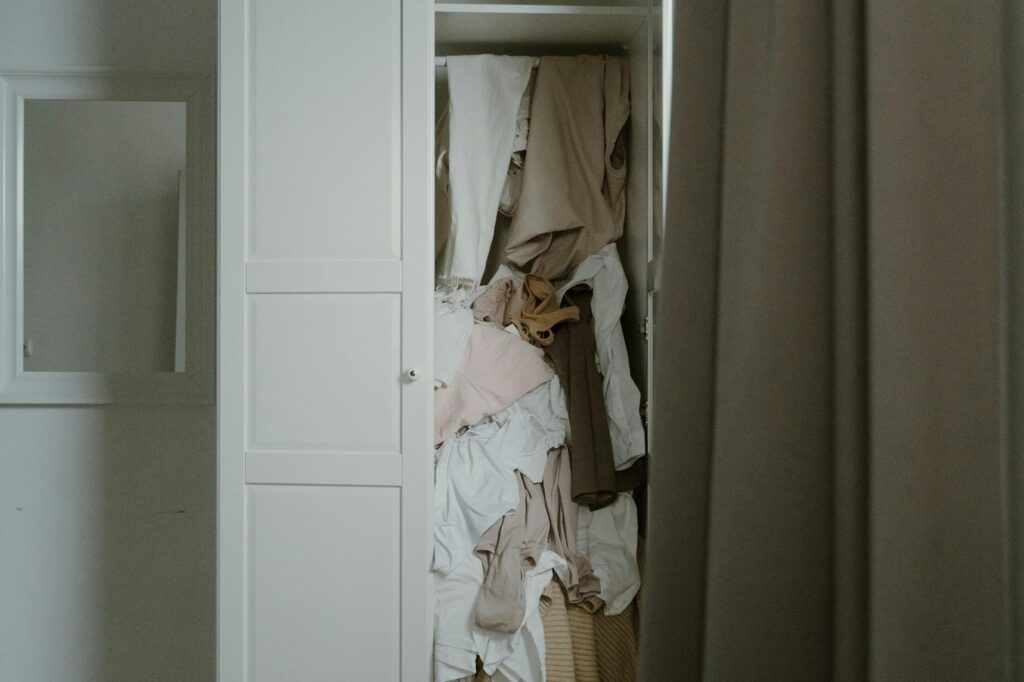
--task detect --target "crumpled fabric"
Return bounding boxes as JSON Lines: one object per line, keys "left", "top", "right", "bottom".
{"left": 557, "top": 244, "right": 647, "bottom": 471}
{"left": 498, "top": 73, "right": 533, "bottom": 218}
{"left": 538, "top": 580, "right": 600, "bottom": 682}
{"left": 491, "top": 376, "right": 570, "bottom": 485}
{"left": 438, "top": 55, "right": 534, "bottom": 284}
{"left": 433, "top": 377, "right": 570, "bottom": 577}
{"left": 434, "top": 294, "right": 475, "bottom": 389}
{"left": 434, "top": 322, "right": 553, "bottom": 445}
{"left": 545, "top": 286, "right": 619, "bottom": 509}
{"left": 498, "top": 154, "right": 526, "bottom": 217}
{"left": 473, "top": 276, "right": 527, "bottom": 329}
{"left": 434, "top": 549, "right": 565, "bottom": 682}
{"left": 506, "top": 55, "right": 630, "bottom": 280}
{"left": 575, "top": 493, "right": 640, "bottom": 616}
{"left": 474, "top": 273, "right": 580, "bottom": 347}
{"left": 474, "top": 448, "right": 603, "bottom": 633}
{"left": 539, "top": 578, "right": 638, "bottom": 682}
{"left": 475, "top": 470, "right": 551, "bottom": 633}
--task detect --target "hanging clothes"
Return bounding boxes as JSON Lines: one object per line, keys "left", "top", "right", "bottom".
{"left": 436, "top": 105, "right": 454, "bottom": 266}
{"left": 505, "top": 55, "right": 630, "bottom": 280}
{"left": 437, "top": 55, "right": 533, "bottom": 286}
{"left": 545, "top": 286, "right": 619, "bottom": 508}
{"left": 498, "top": 155, "right": 526, "bottom": 217}
{"left": 475, "top": 470, "right": 552, "bottom": 633}
{"left": 557, "top": 244, "right": 647, "bottom": 471}
{"left": 474, "top": 447, "right": 603, "bottom": 634}
{"left": 497, "top": 76, "right": 534, "bottom": 217}
{"left": 542, "top": 448, "right": 604, "bottom": 611}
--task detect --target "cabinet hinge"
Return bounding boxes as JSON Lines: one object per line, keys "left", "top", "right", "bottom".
{"left": 638, "top": 315, "right": 650, "bottom": 342}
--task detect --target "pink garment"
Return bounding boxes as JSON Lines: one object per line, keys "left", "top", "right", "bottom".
{"left": 434, "top": 323, "right": 554, "bottom": 445}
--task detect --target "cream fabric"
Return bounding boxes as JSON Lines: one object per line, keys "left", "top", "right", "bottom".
{"left": 439, "top": 55, "right": 533, "bottom": 284}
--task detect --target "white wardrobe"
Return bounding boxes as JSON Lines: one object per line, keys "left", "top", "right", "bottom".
{"left": 218, "top": 1, "right": 664, "bottom": 679}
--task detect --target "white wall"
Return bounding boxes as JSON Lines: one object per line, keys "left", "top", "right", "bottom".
{"left": 0, "top": 2, "right": 216, "bottom": 680}
{"left": 0, "top": 0, "right": 216, "bottom": 72}
{"left": 23, "top": 100, "right": 186, "bottom": 373}
{"left": 0, "top": 406, "right": 215, "bottom": 680}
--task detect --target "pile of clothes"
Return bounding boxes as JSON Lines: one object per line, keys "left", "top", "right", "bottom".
{"left": 433, "top": 53, "right": 646, "bottom": 682}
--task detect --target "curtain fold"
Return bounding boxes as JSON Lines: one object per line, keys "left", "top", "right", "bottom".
{"left": 830, "top": 0, "right": 869, "bottom": 679}
{"left": 640, "top": 0, "right": 1018, "bottom": 679}
{"left": 866, "top": 2, "right": 1010, "bottom": 678}
{"left": 1006, "top": 0, "right": 1024, "bottom": 677}
{"left": 635, "top": 2, "right": 729, "bottom": 680}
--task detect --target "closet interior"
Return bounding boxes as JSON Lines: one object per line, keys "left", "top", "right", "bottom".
{"left": 431, "top": 2, "right": 661, "bottom": 679}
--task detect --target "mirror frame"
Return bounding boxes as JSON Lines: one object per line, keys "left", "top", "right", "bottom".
{"left": 0, "top": 72, "right": 214, "bottom": 404}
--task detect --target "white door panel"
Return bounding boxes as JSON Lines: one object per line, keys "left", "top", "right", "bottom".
{"left": 248, "top": 485, "right": 401, "bottom": 682}
{"left": 248, "top": 0, "right": 401, "bottom": 260}
{"left": 219, "top": 0, "right": 433, "bottom": 678}
{"left": 247, "top": 293, "right": 401, "bottom": 453}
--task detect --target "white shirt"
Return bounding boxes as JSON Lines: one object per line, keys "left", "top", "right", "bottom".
{"left": 576, "top": 493, "right": 640, "bottom": 616}
{"left": 433, "top": 377, "right": 570, "bottom": 576}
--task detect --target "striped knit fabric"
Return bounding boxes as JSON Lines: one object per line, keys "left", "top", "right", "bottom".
{"left": 594, "top": 599, "right": 637, "bottom": 681}
{"left": 467, "top": 578, "right": 639, "bottom": 681}
{"left": 539, "top": 579, "right": 637, "bottom": 681}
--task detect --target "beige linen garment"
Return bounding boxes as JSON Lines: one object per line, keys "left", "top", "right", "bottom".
{"left": 474, "top": 447, "right": 602, "bottom": 634}
{"left": 505, "top": 55, "right": 630, "bottom": 280}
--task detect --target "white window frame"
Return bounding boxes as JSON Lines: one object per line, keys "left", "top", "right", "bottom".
{"left": 0, "top": 71, "right": 215, "bottom": 404}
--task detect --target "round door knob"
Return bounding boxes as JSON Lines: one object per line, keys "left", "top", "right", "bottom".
{"left": 405, "top": 368, "right": 420, "bottom": 381}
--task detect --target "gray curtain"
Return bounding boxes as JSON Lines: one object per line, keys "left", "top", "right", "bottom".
{"left": 639, "top": 1, "right": 1023, "bottom": 679}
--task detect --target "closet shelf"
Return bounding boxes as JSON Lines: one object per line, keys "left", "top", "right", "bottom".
{"left": 435, "top": 3, "right": 647, "bottom": 14}
{"left": 436, "top": 3, "right": 648, "bottom": 50}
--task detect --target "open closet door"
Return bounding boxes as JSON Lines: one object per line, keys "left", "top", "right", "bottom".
{"left": 218, "top": 1, "right": 433, "bottom": 680}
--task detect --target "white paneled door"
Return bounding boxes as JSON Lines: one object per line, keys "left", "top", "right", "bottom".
{"left": 219, "top": 0, "right": 433, "bottom": 679}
